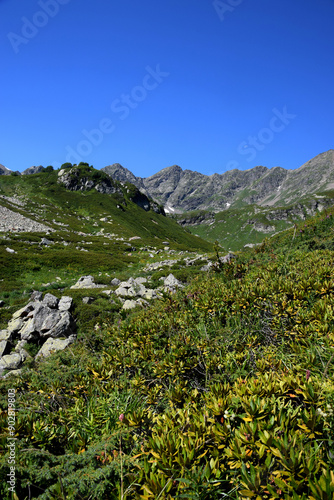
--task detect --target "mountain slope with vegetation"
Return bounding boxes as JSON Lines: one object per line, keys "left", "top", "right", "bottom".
{"left": 0, "top": 179, "right": 333, "bottom": 499}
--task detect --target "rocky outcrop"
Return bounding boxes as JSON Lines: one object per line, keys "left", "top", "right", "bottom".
{"left": 57, "top": 166, "right": 122, "bottom": 194}
{"left": 22, "top": 166, "right": 45, "bottom": 175}
{"left": 0, "top": 293, "right": 76, "bottom": 378}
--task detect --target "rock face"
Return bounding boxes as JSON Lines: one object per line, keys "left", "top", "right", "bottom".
{"left": 22, "top": 166, "right": 45, "bottom": 175}
{"left": 0, "top": 164, "right": 14, "bottom": 175}
{"left": 0, "top": 293, "right": 76, "bottom": 378}
{"left": 103, "top": 150, "right": 334, "bottom": 213}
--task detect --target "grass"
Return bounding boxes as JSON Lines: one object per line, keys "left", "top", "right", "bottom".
{"left": 0, "top": 170, "right": 333, "bottom": 499}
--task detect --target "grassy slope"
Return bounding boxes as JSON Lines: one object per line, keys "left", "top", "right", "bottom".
{"left": 0, "top": 199, "right": 333, "bottom": 498}
{"left": 0, "top": 170, "right": 212, "bottom": 327}
{"left": 182, "top": 193, "right": 334, "bottom": 251}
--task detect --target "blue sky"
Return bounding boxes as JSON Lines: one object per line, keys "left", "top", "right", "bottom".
{"left": 1, "top": 0, "right": 333, "bottom": 176}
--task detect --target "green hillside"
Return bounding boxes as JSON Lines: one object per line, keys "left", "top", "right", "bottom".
{"left": 178, "top": 193, "right": 334, "bottom": 252}
{"left": 0, "top": 167, "right": 212, "bottom": 324}
{"left": 0, "top": 185, "right": 333, "bottom": 498}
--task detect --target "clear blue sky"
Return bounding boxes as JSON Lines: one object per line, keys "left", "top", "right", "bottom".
{"left": 1, "top": 0, "right": 333, "bottom": 176}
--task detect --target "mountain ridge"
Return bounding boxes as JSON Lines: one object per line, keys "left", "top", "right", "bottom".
{"left": 102, "top": 149, "right": 334, "bottom": 213}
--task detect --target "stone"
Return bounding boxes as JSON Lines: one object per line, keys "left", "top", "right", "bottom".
{"left": 40, "top": 237, "right": 53, "bottom": 246}
{"left": 134, "top": 277, "right": 147, "bottom": 285}
{"left": 71, "top": 275, "right": 107, "bottom": 289}
{"left": 2, "top": 369, "right": 22, "bottom": 379}
{"left": 0, "top": 353, "right": 22, "bottom": 371}
{"left": 35, "top": 335, "right": 76, "bottom": 359}
{"left": 0, "top": 300, "right": 4, "bottom": 307}
{"left": 0, "top": 329, "right": 13, "bottom": 342}
{"left": 162, "top": 274, "right": 184, "bottom": 292}
{"left": 12, "top": 302, "right": 35, "bottom": 320}
{"left": 7, "top": 317, "right": 24, "bottom": 335}
{"left": 6, "top": 247, "right": 16, "bottom": 254}
{"left": 143, "top": 289, "right": 158, "bottom": 300}
{"left": 111, "top": 278, "right": 121, "bottom": 286}
{"left": 19, "top": 317, "right": 38, "bottom": 341}
{"left": 58, "top": 296, "right": 73, "bottom": 311}
{"left": 31, "top": 291, "right": 43, "bottom": 301}
{"left": 40, "top": 311, "right": 62, "bottom": 333}
{"left": 0, "top": 340, "right": 9, "bottom": 357}
{"left": 122, "top": 300, "right": 138, "bottom": 310}
{"left": 42, "top": 293, "right": 59, "bottom": 309}
{"left": 14, "top": 340, "right": 28, "bottom": 352}
{"left": 127, "top": 283, "right": 147, "bottom": 297}
{"left": 82, "top": 297, "right": 95, "bottom": 304}
{"left": 115, "top": 286, "right": 129, "bottom": 297}
{"left": 102, "top": 290, "right": 114, "bottom": 296}
{"left": 29, "top": 305, "right": 52, "bottom": 333}
{"left": 219, "top": 252, "right": 235, "bottom": 264}
{"left": 43, "top": 311, "right": 75, "bottom": 339}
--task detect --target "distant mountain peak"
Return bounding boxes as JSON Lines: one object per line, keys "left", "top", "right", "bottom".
{"left": 103, "top": 149, "right": 334, "bottom": 212}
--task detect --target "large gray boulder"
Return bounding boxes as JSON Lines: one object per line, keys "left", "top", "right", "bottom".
{"left": 0, "top": 353, "right": 22, "bottom": 372}
{"left": 35, "top": 336, "right": 76, "bottom": 359}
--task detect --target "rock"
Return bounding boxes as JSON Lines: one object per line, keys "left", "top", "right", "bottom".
{"left": 58, "top": 296, "right": 73, "bottom": 311}
{"left": 12, "top": 302, "right": 35, "bottom": 320}
{"left": 0, "top": 300, "right": 4, "bottom": 307}
{"left": 115, "top": 286, "right": 130, "bottom": 297}
{"left": 111, "top": 278, "right": 121, "bottom": 286}
{"left": 102, "top": 290, "right": 114, "bottom": 296}
{"left": 0, "top": 340, "right": 9, "bottom": 357}
{"left": 2, "top": 369, "right": 22, "bottom": 379}
{"left": 143, "top": 289, "right": 158, "bottom": 300}
{"left": 122, "top": 300, "right": 138, "bottom": 310}
{"left": 42, "top": 293, "right": 59, "bottom": 308}
{"left": 0, "top": 330, "right": 13, "bottom": 342}
{"left": 71, "top": 275, "right": 107, "bottom": 289}
{"left": 134, "top": 277, "right": 147, "bottom": 284}
{"left": 162, "top": 274, "right": 184, "bottom": 292}
{"left": 6, "top": 247, "right": 16, "bottom": 254}
{"left": 35, "top": 336, "right": 76, "bottom": 359}
{"left": 19, "top": 317, "right": 38, "bottom": 341}
{"left": 82, "top": 297, "right": 95, "bottom": 304}
{"left": 200, "top": 263, "right": 212, "bottom": 272}
{"left": 40, "top": 311, "right": 62, "bottom": 334}
{"left": 41, "top": 311, "right": 75, "bottom": 339}
{"left": 144, "top": 259, "right": 178, "bottom": 272}
{"left": 31, "top": 291, "right": 43, "bottom": 301}
{"left": 219, "top": 252, "right": 235, "bottom": 264}
{"left": 7, "top": 318, "right": 24, "bottom": 335}
{"left": 0, "top": 353, "right": 22, "bottom": 372}
{"left": 40, "top": 237, "right": 53, "bottom": 246}
{"left": 127, "top": 283, "right": 147, "bottom": 297}
{"left": 14, "top": 340, "right": 28, "bottom": 353}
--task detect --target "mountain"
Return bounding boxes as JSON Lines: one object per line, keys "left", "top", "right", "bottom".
{"left": 22, "top": 165, "right": 45, "bottom": 175}
{"left": 102, "top": 150, "right": 334, "bottom": 213}
{"left": 0, "top": 164, "right": 13, "bottom": 175}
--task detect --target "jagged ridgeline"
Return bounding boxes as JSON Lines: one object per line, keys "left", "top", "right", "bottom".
{"left": 0, "top": 162, "right": 333, "bottom": 499}
{"left": 103, "top": 150, "right": 334, "bottom": 250}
